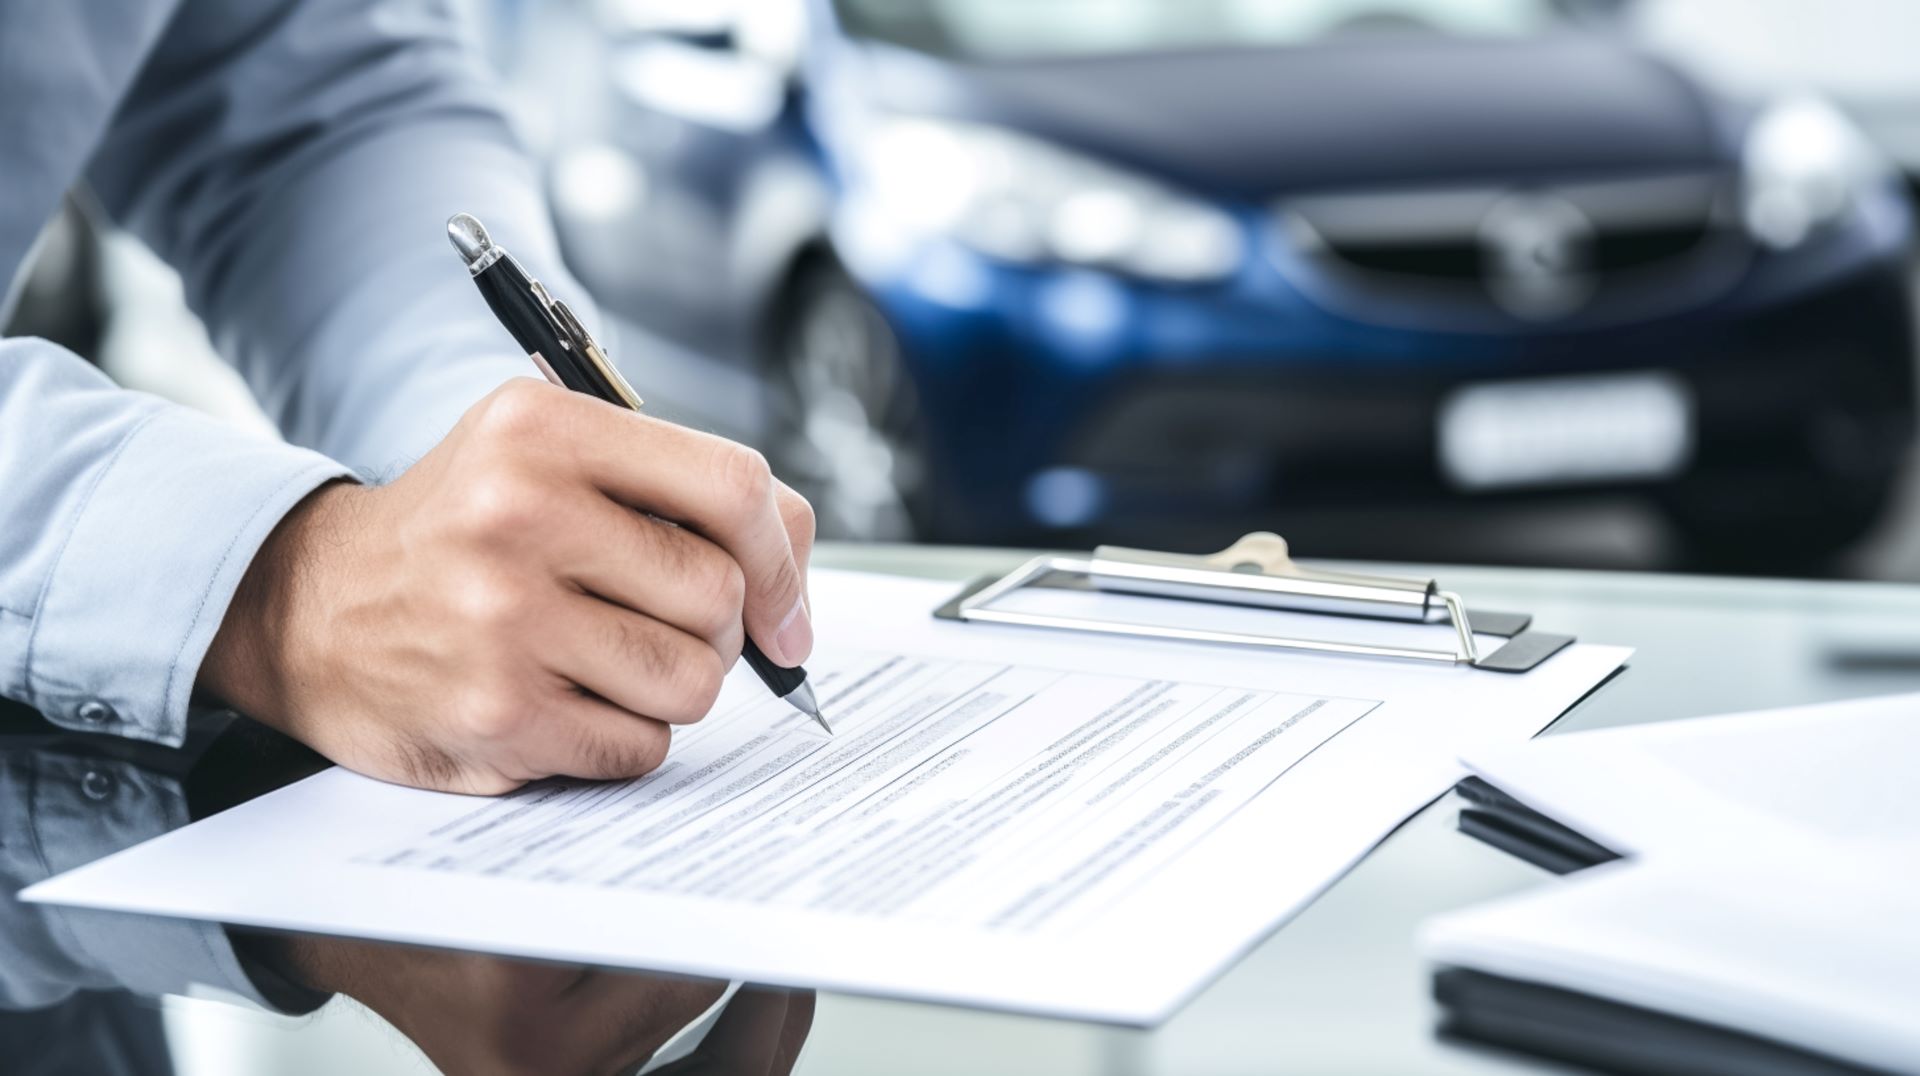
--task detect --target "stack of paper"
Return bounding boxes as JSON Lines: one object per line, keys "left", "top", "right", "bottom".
{"left": 27, "top": 569, "right": 1627, "bottom": 1025}
{"left": 1424, "top": 693, "right": 1920, "bottom": 1072}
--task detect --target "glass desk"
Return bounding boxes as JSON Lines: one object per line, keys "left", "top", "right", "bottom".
{"left": 10, "top": 544, "right": 1919, "bottom": 1075}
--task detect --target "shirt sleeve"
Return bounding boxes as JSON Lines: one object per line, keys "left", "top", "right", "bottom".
{"left": 0, "top": 339, "right": 350, "bottom": 746}
{"left": 0, "top": 741, "right": 322, "bottom": 1012}
{"left": 85, "top": 0, "right": 598, "bottom": 477}
{"left": 27, "top": 0, "right": 599, "bottom": 742}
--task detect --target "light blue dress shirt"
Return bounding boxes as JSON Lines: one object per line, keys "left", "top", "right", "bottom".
{"left": 0, "top": 0, "right": 595, "bottom": 747}
{"left": 0, "top": 721, "right": 308, "bottom": 1015}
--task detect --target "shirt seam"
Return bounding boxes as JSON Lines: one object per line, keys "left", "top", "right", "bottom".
{"left": 20, "top": 409, "right": 164, "bottom": 712}
{"left": 159, "top": 460, "right": 344, "bottom": 718}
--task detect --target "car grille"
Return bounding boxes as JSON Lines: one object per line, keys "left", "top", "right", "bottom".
{"left": 1274, "top": 171, "right": 1752, "bottom": 331}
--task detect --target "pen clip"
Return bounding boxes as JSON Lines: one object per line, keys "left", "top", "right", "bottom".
{"left": 528, "top": 279, "right": 575, "bottom": 349}
{"left": 530, "top": 279, "right": 645, "bottom": 412}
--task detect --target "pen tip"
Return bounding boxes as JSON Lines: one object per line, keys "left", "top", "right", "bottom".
{"left": 789, "top": 681, "right": 831, "bottom": 735}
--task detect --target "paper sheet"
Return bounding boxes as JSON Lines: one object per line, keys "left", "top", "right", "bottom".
{"left": 1427, "top": 694, "right": 1920, "bottom": 1071}
{"left": 1424, "top": 853, "right": 1920, "bottom": 1074}
{"left": 26, "top": 570, "right": 1627, "bottom": 1025}
{"left": 1455, "top": 690, "right": 1920, "bottom": 860}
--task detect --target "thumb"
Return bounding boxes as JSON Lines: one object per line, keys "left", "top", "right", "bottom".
{"left": 775, "top": 480, "right": 816, "bottom": 616}
{"left": 713, "top": 447, "right": 811, "bottom": 667}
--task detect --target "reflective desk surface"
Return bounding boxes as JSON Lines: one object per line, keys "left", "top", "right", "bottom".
{"left": 11, "top": 543, "right": 1920, "bottom": 1076}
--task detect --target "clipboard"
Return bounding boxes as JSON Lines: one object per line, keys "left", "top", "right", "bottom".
{"left": 934, "top": 532, "right": 1573, "bottom": 673}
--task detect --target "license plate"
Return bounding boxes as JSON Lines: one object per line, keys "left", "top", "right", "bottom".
{"left": 1437, "top": 373, "right": 1693, "bottom": 491}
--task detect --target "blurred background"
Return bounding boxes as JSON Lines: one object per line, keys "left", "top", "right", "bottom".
{"left": 17, "top": 0, "right": 1920, "bottom": 578}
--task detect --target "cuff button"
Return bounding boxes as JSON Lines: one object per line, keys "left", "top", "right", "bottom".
{"left": 76, "top": 701, "right": 116, "bottom": 726}
{"left": 81, "top": 770, "right": 114, "bottom": 802}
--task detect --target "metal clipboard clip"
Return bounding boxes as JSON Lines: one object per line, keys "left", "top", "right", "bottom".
{"left": 932, "top": 532, "right": 1573, "bottom": 673}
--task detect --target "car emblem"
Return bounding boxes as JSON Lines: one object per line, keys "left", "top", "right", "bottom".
{"left": 1479, "top": 193, "right": 1596, "bottom": 320}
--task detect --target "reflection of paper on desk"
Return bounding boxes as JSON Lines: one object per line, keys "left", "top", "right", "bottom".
{"left": 27, "top": 570, "right": 1626, "bottom": 1025}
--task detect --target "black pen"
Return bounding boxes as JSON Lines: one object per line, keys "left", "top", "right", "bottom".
{"left": 446, "top": 213, "right": 830, "bottom": 734}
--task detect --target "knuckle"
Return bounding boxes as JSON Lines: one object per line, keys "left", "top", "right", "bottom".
{"left": 473, "top": 379, "right": 551, "bottom": 438}
{"left": 458, "top": 473, "right": 544, "bottom": 535}
{"left": 663, "top": 533, "right": 746, "bottom": 637}
{"left": 784, "top": 491, "right": 818, "bottom": 547}
{"left": 589, "top": 723, "right": 670, "bottom": 779}
{"left": 706, "top": 560, "right": 748, "bottom": 632}
{"left": 462, "top": 771, "right": 525, "bottom": 796}
{"left": 613, "top": 616, "right": 674, "bottom": 680}
{"left": 633, "top": 725, "right": 672, "bottom": 774}
{"left": 694, "top": 650, "right": 728, "bottom": 715}
{"left": 668, "top": 647, "right": 727, "bottom": 722}
{"left": 457, "top": 577, "right": 533, "bottom": 631}
{"left": 714, "top": 621, "right": 746, "bottom": 665}
{"left": 709, "top": 442, "right": 775, "bottom": 525}
{"left": 461, "top": 691, "right": 529, "bottom": 744}
{"left": 391, "top": 738, "right": 466, "bottom": 791}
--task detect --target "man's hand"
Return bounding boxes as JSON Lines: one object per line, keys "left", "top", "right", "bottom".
{"left": 200, "top": 379, "right": 817, "bottom": 793}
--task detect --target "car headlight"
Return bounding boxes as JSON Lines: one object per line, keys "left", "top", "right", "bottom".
{"left": 1741, "top": 96, "right": 1888, "bottom": 250}
{"left": 850, "top": 117, "right": 1244, "bottom": 283}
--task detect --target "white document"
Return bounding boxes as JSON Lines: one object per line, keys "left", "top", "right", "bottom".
{"left": 1455, "top": 690, "right": 1920, "bottom": 860}
{"left": 1425, "top": 692, "right": 1920, "bottom": 1071}
{"left": 1424, "top": 853, "right": 1920, "bottom": 1074}
{"left": 26, "top": 570, "right": 1626, "bottom": 1025}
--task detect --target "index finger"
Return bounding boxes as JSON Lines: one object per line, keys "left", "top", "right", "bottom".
{"left": 550, "top": 396, "right": 812, "bottom": 667}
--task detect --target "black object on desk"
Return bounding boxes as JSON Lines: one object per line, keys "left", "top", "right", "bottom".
{"left": 1454, "top": 775, "right": 1620, "bottom": 875}
{"left": 1433, "top": 967, "right": 1885, "bottom": 1076}
{"left": 1440, "top": 779, "right": 1887, "bottom": 1076}
{"left": 445, "top": 213, "right": 828, "bottom": 733}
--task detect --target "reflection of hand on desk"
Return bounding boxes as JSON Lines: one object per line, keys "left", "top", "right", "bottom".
{"left": 255, "top": 934, "right": 813, "bottom": 1076}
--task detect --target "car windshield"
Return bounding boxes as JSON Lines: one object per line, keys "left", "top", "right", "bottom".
{"left": 832, "top": 0, "right": 1585, "bottom": 60}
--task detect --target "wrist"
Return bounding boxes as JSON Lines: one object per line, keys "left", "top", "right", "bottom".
{"left": 198, "top": 480, "right": 363, "bottom": 724}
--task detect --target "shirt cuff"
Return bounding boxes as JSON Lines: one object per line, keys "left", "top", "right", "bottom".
{"left": 25, "top": 409, "right": 352, "bottom": 747}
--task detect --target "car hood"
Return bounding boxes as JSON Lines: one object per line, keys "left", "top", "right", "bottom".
{"left": 848, "top": 33, "right": 1731, "bottom": 200}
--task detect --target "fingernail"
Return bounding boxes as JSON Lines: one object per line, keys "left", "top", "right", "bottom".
{"left": 774, "top": 595, "right": 813, "bottom": 666}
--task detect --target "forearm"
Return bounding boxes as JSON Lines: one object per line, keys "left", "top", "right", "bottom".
{"left": 0, "top": 338, "right": 349, "bottom": 744}
{"left": 87, "top": 0, "right": 590, "bottom": 475}
{"left": 188, "top": 120, "right": 567, "bottom": 473}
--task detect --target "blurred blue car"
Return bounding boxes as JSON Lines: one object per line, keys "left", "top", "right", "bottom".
{"left": 553, "top": 0, "right": 1914, "bottom": 562}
